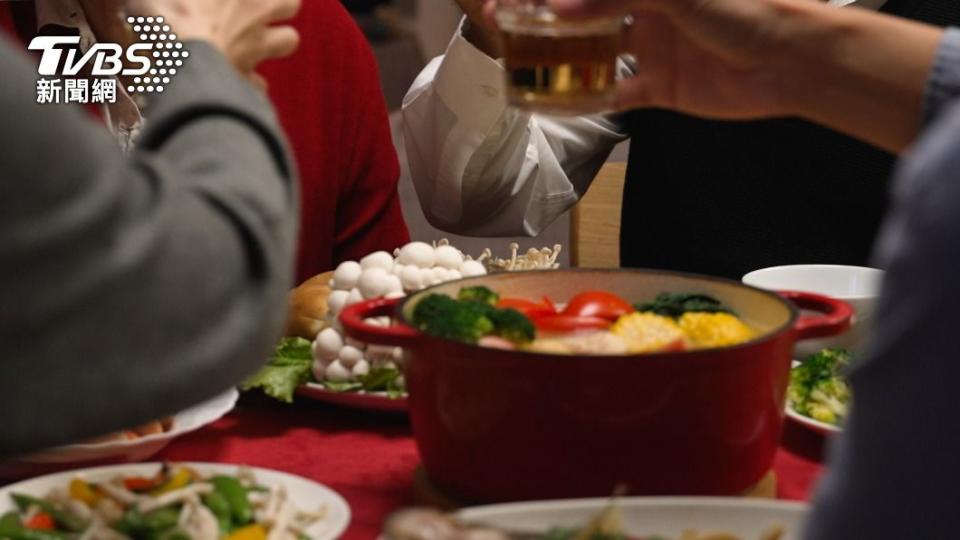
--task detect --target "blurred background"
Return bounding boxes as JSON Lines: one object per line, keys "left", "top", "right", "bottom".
{"left": 345, "top": 0, "right": 582, "bottom": 265}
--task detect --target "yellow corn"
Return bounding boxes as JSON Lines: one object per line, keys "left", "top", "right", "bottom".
{"left": 610, "top": 313, "right": 686, "bottom": 353}
{"left": 678, "top": 312, "right": 754, "bottom": 349}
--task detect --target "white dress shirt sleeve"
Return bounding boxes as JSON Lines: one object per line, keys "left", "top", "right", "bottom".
{"left": 402, "top": 20, "right": 631, "bottom": 237}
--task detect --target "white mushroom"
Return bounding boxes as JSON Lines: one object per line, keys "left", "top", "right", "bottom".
{"left": 332, "top": 261, "right": 362, "bottom": 291}
{"left": 360, "top": 251, "right": 395, "bottom": 271}
{"left": 338, "top": 345, "right": 364, "bottom": 368}
{"left": 366, "top": 344, "right": 396, "bottom": 360}
{"left": 459, "top": 260, "right": 487, "bottom": 277}
{"left": 401, "top": 266, "right": 425, "bottom": 291}
{"left": 352, "top": 359, "right": 371, "bottom": 378}
{"left": 314, "top": 328, "right": 343, "bottom": 361}
{"left": 358, "top": 268, "right": 389, "bottom": 299}
{"left": 325, "top": 360, "right": 353, "bottom": 382}
{"left": 382, "top": 274, "right": 404, "bottom": 295}
{"left": 391, "top": 264, "right": 406, "bottom": 277}
{"left": 311, "top": 358, "right": 328, "bottom": 382}
{"left": 397, "top": 242, "right": 436, "bottom": 268}
{"left": 345, "top": 288, "right": 364, "bottom": 307}
{"left": 434, "top": 245, "right": 464, "bottom": 270}
{"left": 386, "top": 291, "right": 407, "bottom": 300}
{"left": 326, "top": 290, "right": 349, "bottom": 317}
{"left": 344, "top": 337, "right": 366, "bottom": 349}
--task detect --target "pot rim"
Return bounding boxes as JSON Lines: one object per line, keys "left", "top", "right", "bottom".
{"left": 394, "top": 267, "right": 800, "bottom": 361}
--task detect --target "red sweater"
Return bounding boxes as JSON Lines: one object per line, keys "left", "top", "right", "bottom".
{"left": 0, "top": 0, "right": 410, "bottom": 284}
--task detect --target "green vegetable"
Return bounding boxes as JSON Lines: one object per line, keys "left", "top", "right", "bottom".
{"left": 788, "top": 348, "right": 852, "bottom": 426}
{"left": 488, "top": 308, "right": 535, "bottom": 344}
{"left": 202, "top": 491, "right": 233, "bottom": 533}
{"left": 457, "top": 286, "right": 499, "bottom": 306}
{"left": 241, "top": 337, "right": 313, "bottom": 403}
{"left": 412, "top": 294, "right": 496, "bottom": 343}
{"left": 211, "top": 476, "right": 253, "bottom": 526}
{"left": 114, "top": 507, "right": 180, "bottom": 536}
{"left": 361, "top": 367, "right": 399, "bottom": 391}
{"left": 11, "top": 494, "right": 86, "bottom": 532}
{"left": 0, "top": 515, "right": 72, "bottom": 540}
{"left": 634, "top": 292, "right": 735, "bottom": 319}
{"left": 414, "top": 290, "right": 536, "bottom": 345}
{"left": 323, "top": 367, "right": 406, "bottom": 398}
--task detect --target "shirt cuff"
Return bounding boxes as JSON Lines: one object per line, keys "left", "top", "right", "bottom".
{"left": 433, "top": 19, "right": 512, "bottom": 138}
{"left": 923, "top": 27, "right": 960, "bottom": 125}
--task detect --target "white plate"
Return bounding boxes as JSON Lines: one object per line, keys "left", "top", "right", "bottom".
{"left": 457, "top": 497, "right": 809, "bottom": 539}
{"left": 785, "top": 361, "right": 842, "bottom": 435}
{"left": 297, "top": 383, "right": 408, "bottom": 413}
{"left": 10, "top": 389, "right": 238, "bottom": 467}
{"left": 0, "top": 462, "right": 350, "bottom": 540}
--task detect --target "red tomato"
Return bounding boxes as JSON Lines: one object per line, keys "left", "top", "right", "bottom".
{"left": 534, "top": 315, "right": 612, "bottom": 333}
{"left": 24, "top": 512, "right": 55, "bottom": 530}
{"left": 561, "top": 291, "right": 634, "bottom": 321}
{"left": 497, "top": 298, "right": 557, "bottom": 319}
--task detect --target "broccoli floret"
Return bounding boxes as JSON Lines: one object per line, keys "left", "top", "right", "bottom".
{"left": 457, "top": 285, "right": 500, "bottom": 306}
{"left": 789, "top": 348, "right": 853, "bottom": 425}
{"left": 412, "top": 294, "right": 495, "bottom": 344}
{"left": 489, "top": 307, "right": 535, "bottom": 344}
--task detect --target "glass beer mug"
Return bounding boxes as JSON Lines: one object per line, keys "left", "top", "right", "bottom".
{"left": 495, "top": 0, "right": 623, "bottom": 115}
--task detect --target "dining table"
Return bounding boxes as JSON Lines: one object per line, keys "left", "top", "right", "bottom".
{"left": 154, "top": 392, "right": 831, "bottom": 540}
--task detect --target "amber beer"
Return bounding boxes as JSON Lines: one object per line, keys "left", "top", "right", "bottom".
{"left": 497, "top": 9, "right": 622, "bottom": 115}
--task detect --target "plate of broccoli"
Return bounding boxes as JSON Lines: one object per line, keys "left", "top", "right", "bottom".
{"left": 786, "top": 348, "right": 852, "bottom": 434}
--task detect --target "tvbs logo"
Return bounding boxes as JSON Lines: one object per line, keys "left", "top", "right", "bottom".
{"left": 29, "top": 16, "right": 188, "bottom": 104}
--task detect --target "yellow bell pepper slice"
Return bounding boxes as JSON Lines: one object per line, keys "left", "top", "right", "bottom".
{"left": 69, "top": 478, "right": 101, "bottom": 506}
{"left": 225, "top": 524, "right": 268, "bottom": 540}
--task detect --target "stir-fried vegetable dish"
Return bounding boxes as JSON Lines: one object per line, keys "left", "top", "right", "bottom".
{"left": 788, "top": 348, "right": 852, "bottom": 426}
{"left": 0, "top": 465, "right": 326, "bottom": 540}
{"left": 411, "top": 287, "right": 755, "bottom": 354}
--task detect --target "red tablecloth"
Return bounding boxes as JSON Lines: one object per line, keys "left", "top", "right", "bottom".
{"left": 156, "top": 395, "right": 829, "bottom": 540}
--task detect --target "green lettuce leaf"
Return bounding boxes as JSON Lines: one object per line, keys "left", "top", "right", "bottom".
{"left": 240, "top": 337, "right": 314, "bottom": 403}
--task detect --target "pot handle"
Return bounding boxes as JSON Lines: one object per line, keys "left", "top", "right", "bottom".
{"left": 339, "top": 297, "right": 422, "bottom": 346}
{"left": 779, "top": 290, "right": 854, "bottom": 340}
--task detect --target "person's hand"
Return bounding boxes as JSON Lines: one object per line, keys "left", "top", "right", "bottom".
{"left": 549, "top": 0, "right": 794, "bottom": 119}
{"left": 455, "top": 0, "right": 503, "bottom": 57}
{"left": 127, "top": 0, "right": 301, "bottom": 86}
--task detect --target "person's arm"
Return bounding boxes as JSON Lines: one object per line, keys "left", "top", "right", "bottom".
{"left": 401, "top": 20, "right": 629, "bottom": 237}
{"left": 802, "top": 32, "right": 960, "bottom": 538}
{"left": 550, "top": 0, "right": 943, "bottom": 153}
{"left": 0, "top": 36, "right": 297, "bottom": 456}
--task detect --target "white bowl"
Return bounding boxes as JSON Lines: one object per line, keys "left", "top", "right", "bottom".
{"left": 743, "top": 264, "right": 883, "bottom": 356}
{"left": 456, "top": 497, "right": 809, "bottom": 539}
{"left": 0, "top": 389, "right": 238, "bottom": 478}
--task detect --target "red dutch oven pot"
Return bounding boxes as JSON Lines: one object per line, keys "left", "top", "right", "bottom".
{"left": 341, "top": 269, "right": 851, "bottom": 503}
